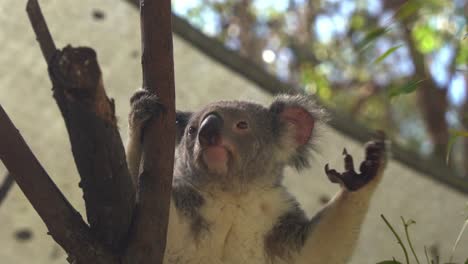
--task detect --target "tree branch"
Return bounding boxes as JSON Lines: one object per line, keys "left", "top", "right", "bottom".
{"left": 49, "top": 47, "right": 136, "bottom": 251}
{"left": 0, "top": 173, "right": 15, "bottom": 206}
{"left": 401, "top": 22, "right": 449, "bottom": 158}
{"left": 27, "top": 0, "right": 135, "bottom": 253}
{"left": 124, "top": 0, "right": 176, "bottom": 263}
{"left": 26, "top": 0, "right": 56, "bottom": 62}
{"left": 0, "top": 105, "right": 116, "bottom": 264}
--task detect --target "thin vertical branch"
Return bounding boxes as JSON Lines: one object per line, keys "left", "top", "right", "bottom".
{"left": 26, "top": 0, "right": 56, "bottom": 62}
{"left": 124, "top": 0, "right": 176, "bottom": 263}
{"left": 381, "top": 214, "right": 410, "bottom": 264}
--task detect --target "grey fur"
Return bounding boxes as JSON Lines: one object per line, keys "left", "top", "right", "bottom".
{"left": 264, "top": 196, "right": 325, "bottom": 261}
{"left": 264, "top": 200, "right": 310, "bottom": 260}
{"left": 175, "top": 96, "right": 325, "bottom": 189}
{"left": 128, "top": 91, "right": 335, "bottom": 259}
{"left": 172, "top": 178, "right": 209, "bottom": 237}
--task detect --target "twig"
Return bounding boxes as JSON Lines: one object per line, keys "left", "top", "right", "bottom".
{"left": 26, "top": 0, "right": 57, "bottom": 62}
{"left": 424, "top": 246, "right": 431, "bottom": 264}
{"left": 449, "top": 218, "right": 468, "bottom": 263}
{"left": 124, "top": 0, "right": 176, "bottom": 263}
{"left": 0, "top": 173, "right": 15, "bottom": 206}
{"left": 381, "top": 214, "right": 410, "bottom": 264}
{"left": 0, "top": 105, "right": 115, "bottom": 263}
{"left": 401, "top": 216, "right": 420, "bottom": 264}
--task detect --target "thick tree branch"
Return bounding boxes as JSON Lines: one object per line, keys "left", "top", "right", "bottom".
{"left": 124, "top": 0, "right": 176, "bottom": 263}
{"left": 0, "top": 106, "right": 116, "bottom": 264}
{"left": 0, "top": 173, "right": 15, "bottom": 206}
{"left": 50, "top": 47, "right": 136, "bottom": 251}
{"left": 27, "top": 0, "right": 135, "bottom": 253}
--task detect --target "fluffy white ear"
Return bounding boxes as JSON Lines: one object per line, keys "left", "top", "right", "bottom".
{"left": 269, "top": 94, "right": 326, "bottom": 169}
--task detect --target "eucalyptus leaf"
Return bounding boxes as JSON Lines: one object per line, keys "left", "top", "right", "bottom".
{"left": 357, "top": 27, "right": 390, "bottom": 51}
{"left": 395, "top": 1, "right": 422, "bottom": 21}
{"left": 376, "top": 261, "right": 403, "bottom": 264}
{"left": 374, "top": 44, "right": 404, "bottom": 64}
{"left": 388, "top": 79, "right": 424, "bottom": 98}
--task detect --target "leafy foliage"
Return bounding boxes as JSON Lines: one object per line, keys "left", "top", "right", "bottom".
{"left": 388, "top": 80, "right": 425, "bottom": 98}
{"left": 173, "top": 0, "right": 468, "bottom": 174}
{"left": 374, "top": 45, "right": 404, "bottom": 64}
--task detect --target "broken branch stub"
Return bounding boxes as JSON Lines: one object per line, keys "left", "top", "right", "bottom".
{"left": 49, "top": 46, "right": 136, "bottom": 251}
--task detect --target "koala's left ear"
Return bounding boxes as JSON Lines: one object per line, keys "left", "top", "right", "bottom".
{"left": 269, "top": 94, "right": 326, "bottom": 169}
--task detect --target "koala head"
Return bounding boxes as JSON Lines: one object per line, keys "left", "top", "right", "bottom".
{"left": 175, "top": 95, "right": 326, "bottom": 188}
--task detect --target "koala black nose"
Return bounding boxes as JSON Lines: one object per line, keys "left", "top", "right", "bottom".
{"left": 199, "top": 113, "right": 223, "bottom": 146}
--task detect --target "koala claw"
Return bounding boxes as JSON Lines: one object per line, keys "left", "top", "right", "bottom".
{"left": 129, "top": 89, "right": 164, "bottom": 122}
{"left": 129, "top": 89, "right": 165, "bottom": 142}
{"left": 325, "top": 135, "right": 386, "bottom": 191}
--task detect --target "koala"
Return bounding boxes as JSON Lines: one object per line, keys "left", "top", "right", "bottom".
{"left": 126, "top": 90, "right": 387, "bottom": 264}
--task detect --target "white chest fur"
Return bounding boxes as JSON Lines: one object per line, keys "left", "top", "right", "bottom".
{"left": 164, "top": 186, "right": 294, "bottom": 264}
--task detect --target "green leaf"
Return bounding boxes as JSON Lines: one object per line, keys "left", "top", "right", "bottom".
{"left": 377, "top": 261, "right": 403, "bottom": 264}
{"left": 374, "top": 44, "right": 404, "bottom": 64}
{"left": 446, "top": 130, "right": 468, "bottom": 164}
{"left": 464, "top": 258, "right": 467, "bottom": 264}
{"left": 395, "top": 1, "right": 422, "bottom": 21}
{"left": 357, "top": 27, "right": 390, "bottom": 51}
{"left": 388, "top": 79, "right": 424, "bottom": 98}
{"left": 351, "top": 14, "right": 365, "bottom": 30}
{"left": 412, "top": 24, "right": 442, "bottom": 54}
{"left": 456, "top": 44, "right": 468, "bottom": 66}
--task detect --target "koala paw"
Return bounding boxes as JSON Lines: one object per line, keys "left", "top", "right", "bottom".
{"left": 324, "top": 132, "right": 387, "bottom": 191}
{"left": 129, "top": 89, "right": 164, "bottom": 136}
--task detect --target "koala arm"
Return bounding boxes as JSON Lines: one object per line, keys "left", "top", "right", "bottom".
{"left": 298, "top": 184, "right": 378, "bottom": 263}
{"left": 296, "top": 138, "right": 387, "bottom": 264}
{"left": 126, "top": 123, "right": 143, "bottom": 183}
{"left": 126, "top": 89, "right": 162, "bottom": 185}
{"left": 125, "top": 89, "right": 191, "bottom": 185}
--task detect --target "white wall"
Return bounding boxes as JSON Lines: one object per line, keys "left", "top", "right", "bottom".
{"left": 0, "top": 0, "right": 466, "bottom": 263}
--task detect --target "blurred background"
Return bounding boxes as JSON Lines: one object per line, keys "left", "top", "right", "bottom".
{"left": 0, "top": 0, "right": 467, "bottom": 263}
{"left": 172, "top": 0, "right": 468, "bottom": 177}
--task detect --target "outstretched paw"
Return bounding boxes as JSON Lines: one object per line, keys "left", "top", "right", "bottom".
{"left": 324, "top": 132, "right": 387, "bottom": 191}
{"left": 129, "top": 89, "right": 165, "bottom": 139}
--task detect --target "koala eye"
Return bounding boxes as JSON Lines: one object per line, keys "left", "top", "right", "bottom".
{"left": 236, "top": 121, "right": 249, "bottom": 130}
{"left": 188, "top": 126, "right": 197, "bottom": 135}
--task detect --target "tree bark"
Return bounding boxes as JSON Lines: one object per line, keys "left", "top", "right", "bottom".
{"left": 0, "top": 173, "right": 15, "bottom": 207}
{"left": 2, "top": 0, "right": 177, "bottom": 262}
{"left": 0, "top": 106, "right": 116, "bottom": 264}
{"left": 50, "top": 46, "right": 136, "bottom": 252}
{"left": 462, "top": 75, "right": 468, "bottom": 178}
{"left": 401, "top": 25, "right": 449, "bottom": 158}
{"left": 233, "top": 0, "right": 263, "bottom": 63}
{"left": 27, "top": 0, "right": 136, "bottom": 252}
{"left": 124, "top": 0, "right": 176, "bottom": 263}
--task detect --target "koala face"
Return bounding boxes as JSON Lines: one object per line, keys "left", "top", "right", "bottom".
{"left": 175, "top": 95, "right": 325, "bottom": 188}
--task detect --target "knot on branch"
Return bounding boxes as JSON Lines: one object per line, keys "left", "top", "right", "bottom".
{"left": 50, "top": 45, "right": 116, "bottom": 124}
{"left": 49, "top": 46, "right": 101, "bottom": 96}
